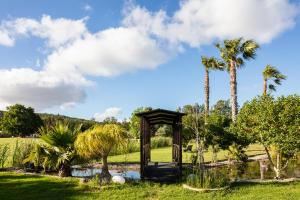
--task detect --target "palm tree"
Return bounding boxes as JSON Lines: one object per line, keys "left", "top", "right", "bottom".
{"left": 201, "top": 56, "right": 224, "bottom": 122}
{"left": 262, "top": 65, "right": 286, "bottom": 95}
{"left": 25, "top": 123, "right": 81, "bottom": 177}
{"left": 215, "top": 38, "right": 259, "bottom": 122}
{"left": 75, "top": 124, "right": 127, "bottom": 183}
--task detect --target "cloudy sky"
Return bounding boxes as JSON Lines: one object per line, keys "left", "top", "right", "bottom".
{"left": 0, "top": 0, "right": 299, "bottom": 121}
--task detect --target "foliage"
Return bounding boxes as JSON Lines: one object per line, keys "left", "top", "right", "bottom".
{"left": 75, "top": 124, "right": 127, "bottom": 181}
{"left": 211, "top": 100, "right": 231, "bottom": 118}
{"left": 11, "top": 139, "right": 35, "bottom": 168}
{"left": 186, "top": 169, "right": 230, "bottom": 189}
{"left": 25, "top": 123, "right": 81, "bottom": 176}
{"left": 129, "top": 107, "right": 152, "bottom": 138}
{"left": 0, "top": 104, "right": 43, "bottom": 137}
{"left": 40, "top": 113, "right": 96, "bottom": 132}
{"left": 235, "top": 95, "right": 300, "bottom": 178}
{"left": 0, "top": 144, "right": 9, "bottom": 167}
{"left": 263, "top": 65, "right": 286, "bottom": 94}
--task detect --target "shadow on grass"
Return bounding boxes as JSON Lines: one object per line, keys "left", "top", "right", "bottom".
{"left": 0, "top": 173, "right": 87, "bottom": 200}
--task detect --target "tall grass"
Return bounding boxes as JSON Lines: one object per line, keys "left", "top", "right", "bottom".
{"left": 11, "top": 140, "right": 35, "bottom": 168}
{"left": 0, "top": 144, "right": 9, "bottom": 167}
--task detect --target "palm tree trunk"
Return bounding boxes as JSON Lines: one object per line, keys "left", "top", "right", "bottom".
{"left": 229, "top": 61, "right": 238, "bottom": 123}
{"left": 263, "top": 79, "right": 267, "bottom": 95}
{"left": 204, "top": 68, "right": 210, "bottom": 123}
{"left": 58, "top": 163, "right": 71, "bottom": 177}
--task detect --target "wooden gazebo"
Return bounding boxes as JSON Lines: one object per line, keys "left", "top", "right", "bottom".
{"left": 136, "top": 109, "right": 185, "bottom": 181}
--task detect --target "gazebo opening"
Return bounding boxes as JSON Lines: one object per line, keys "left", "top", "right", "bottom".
{"left": 136, "top": 109, "right": 185, "bottom": 182}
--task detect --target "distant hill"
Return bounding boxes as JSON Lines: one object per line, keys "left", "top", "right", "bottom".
{"left": 0, "top": 110, "right": 97, "bottom": 131}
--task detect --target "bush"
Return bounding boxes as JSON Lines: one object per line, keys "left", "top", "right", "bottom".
{"left": 110, "top": 136, "right": 172, "bottom": 156}
{"left": 11, "top": 140, "right": 35, "bottom": 168}
{"left": 186, "top": 168, "right": 230, "bottom": 189}
{"left": 151, "top": 137, "right": 172, "bottom": 149}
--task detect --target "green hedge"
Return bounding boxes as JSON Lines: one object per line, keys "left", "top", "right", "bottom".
{"left": 110, "top": 136, "right": 172, "bottom": 156}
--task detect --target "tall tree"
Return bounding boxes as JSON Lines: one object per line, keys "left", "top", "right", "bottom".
{"left": 216, "top": 38, "right": 259, "bottom": 122}
{"left": 262, "top": 65, "right": 286, "bottom": 95}
{"left": 201, "top": 56, "right": 224, "bottom": 122}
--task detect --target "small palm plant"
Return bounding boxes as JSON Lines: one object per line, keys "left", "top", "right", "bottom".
{"left": 24, "top": 122, "right": 81, "bottom": 177}
{"left": 262, "top": 65, "right": 286, "bottom": 95}
{"left": 75, "top": 124, "right": 127, "bottom": 183}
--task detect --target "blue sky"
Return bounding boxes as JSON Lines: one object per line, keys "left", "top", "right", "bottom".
{"left": 0, "top": 0, "right": 299, "bottom": 121}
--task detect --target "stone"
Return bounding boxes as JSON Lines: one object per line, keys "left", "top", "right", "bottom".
{"left": 112, "top": 175, "right": 126, "bottom": 184}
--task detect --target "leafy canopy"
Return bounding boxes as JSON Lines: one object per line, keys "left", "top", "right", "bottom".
{"left": 0, "top": 104, "right": 43, "bottom": 136}
{"left": 236, "top": 95, "right": 300, "bottom": 158}
{"left": 215, "top": 38, "right": 260, "bottom": 69}
{"left": 75, "top": 124, "right": 127, "bottom": 158}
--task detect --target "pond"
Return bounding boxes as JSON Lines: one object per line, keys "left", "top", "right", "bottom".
{"left": 187, "top": 157, "right": 300, "bottom": 180}
{"left": 71, "top": 157, "right": 300, "bottom": 181}
{"left": 71, "top": 167, "right": 140, "bottom": 179}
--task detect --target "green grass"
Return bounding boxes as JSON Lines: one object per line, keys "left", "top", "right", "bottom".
{"left": 0, "top": 138, "right": 265, "bottom": 165}
{"left": 0, "top": 172, "right": 299, "bottom": 200}
{"left": 109, "top": 144, "right": 265, "bottom": 163}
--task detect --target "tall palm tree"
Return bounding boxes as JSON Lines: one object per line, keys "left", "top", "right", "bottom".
{"left": 215, "top": 38, "right": 259, "bottom": 122}
{"left": 262, "top": 65, "right": 286, "bottom": 95}
{"left": 201, "top": 56, "right": 224, "bottom": 122}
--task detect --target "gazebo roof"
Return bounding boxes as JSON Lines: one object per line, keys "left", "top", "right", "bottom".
{"left": 136, "top": 108, "right": 185, "bottom": 125}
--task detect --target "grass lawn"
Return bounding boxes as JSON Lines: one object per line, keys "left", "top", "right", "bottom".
{"left": 108, "top": 144, "right": 265, "bottom": 163}
{"left": 0, "top": 172, "right": 299, "bottom": 200}
{"left": 0, "top": 138, "right": 265, "bottom": 165}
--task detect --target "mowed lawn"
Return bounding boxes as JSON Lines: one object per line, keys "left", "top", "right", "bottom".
{"left": 108, "top": 144, "right": 265, "bottom": 163}
{"left": 0, "top": 172, "right": 299, "bottom": 200}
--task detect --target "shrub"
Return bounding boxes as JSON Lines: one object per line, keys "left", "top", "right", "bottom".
{"left": 186, "top": 169, "right": 230, "bottom": 189}
{"left": 11, "top": 140, "right": 35, "bottom": 168}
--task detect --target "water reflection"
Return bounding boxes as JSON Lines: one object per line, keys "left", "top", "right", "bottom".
{"left": 71, "top": 167, "right": 140, "bottom": 179}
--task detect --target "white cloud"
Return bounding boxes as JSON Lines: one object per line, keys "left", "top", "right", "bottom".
{"left": 3, "top": 15, "right": 88, "bottom": 48}
{"left": 123, "top": 0, "right": 299, "bottom": 46}
{"left": 45, "top": 27, "right": 168, "bottom": 77}
{"left": 83, "top": 4, "right": 92, "bottom": 11}
{"left": 0, "top": 29, "right": 14, "bottom": 46}
{"left": 0, "top": 0, "right": 298, "bottom": 110}
{"left": 0, "top": 68, "right": 90, "bottom": 110}
{"left": 93, "top": 107, "right": 122, "bottom": 122}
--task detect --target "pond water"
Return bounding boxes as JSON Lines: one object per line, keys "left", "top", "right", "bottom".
{"left": 71, "top": 167, "right": 140, "bottom": 179}
{"left": 189, "top": 158, "right": 300, "bottom": 180}
{"left": 71, "top": 158, "right": 300, "bottom": 180}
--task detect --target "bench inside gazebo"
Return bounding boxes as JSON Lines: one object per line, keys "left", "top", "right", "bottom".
{"left": 136, "top": 109, "right": 185, "bottom": 182}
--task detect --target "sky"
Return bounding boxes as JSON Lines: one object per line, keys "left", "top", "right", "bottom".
{"left": 0, "top": 0, "right": 299, "bottom": 121}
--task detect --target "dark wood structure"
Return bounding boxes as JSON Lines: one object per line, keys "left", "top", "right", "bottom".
{"left": 136, "top": 109, "right": 185, "bottom": 181}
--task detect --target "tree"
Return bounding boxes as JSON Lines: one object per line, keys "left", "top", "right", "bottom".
{"left": 0, "top": 104, "right": 43, "bottom": 136}
{"left": 263, "top": 65, "right": 286, "bottom": 95}
{"left": 206, "top": 100, "right": 232, "bottom": 163}
{"left": 201, "top": 56, "right": 224, "bottom": 121}
{"left": 25, "top": 122, "right": 81, "bottom": 177}
{"left": 211, "top": 100, "right": 231, "bottom": 118}
{"left": 216, "top": 38, "right": 259, "bottom": 122}
{"left": 75, "top": 124, "right": 127, "bottom": 182}
{"left": 236, "top": 95, "right": 300, "bottom": 179}
{"left": 180, "top": 104, "right": 206, "bottom": 167}
{"left": 129, "top": 107, "right": 152, "bottom": 138}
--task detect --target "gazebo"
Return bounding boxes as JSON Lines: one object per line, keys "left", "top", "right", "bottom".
{"left": 136, "top": 109, "right": 185, "bottom": 182}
